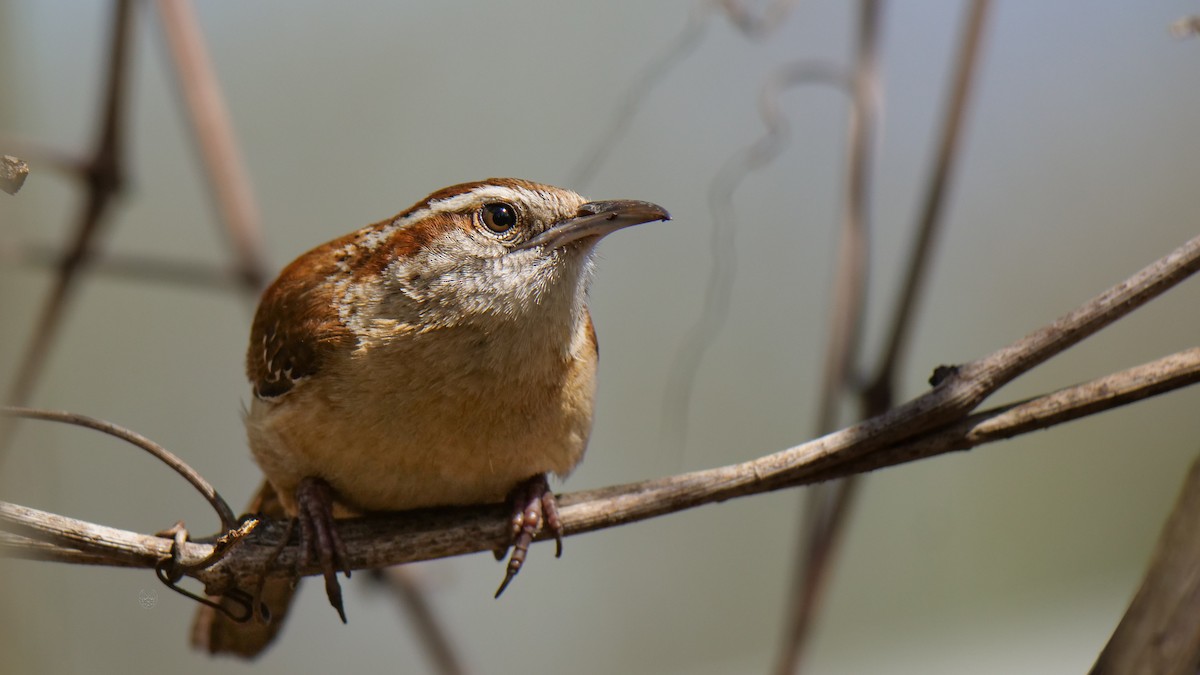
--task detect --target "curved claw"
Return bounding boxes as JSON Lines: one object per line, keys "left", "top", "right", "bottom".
{"left": 494, "top": 567, "right": 518, "bottom": 599}
{"left": 494, "top": 474, "right": 564, "bottom": 597}
{"left": 296, "top": 476, "right": 350, "bottom": 623}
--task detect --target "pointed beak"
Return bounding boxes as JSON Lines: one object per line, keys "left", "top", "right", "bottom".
{"left": 518, "top": 199, "right": 671, "bottom": 250}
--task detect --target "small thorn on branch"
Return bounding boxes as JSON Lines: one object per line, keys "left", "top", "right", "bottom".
{"left": 928, "top": 364, "right": 960, "bottom": 387}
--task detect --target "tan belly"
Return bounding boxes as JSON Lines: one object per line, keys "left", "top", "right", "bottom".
{"left": 245, "top": 359, "right": 595, "bottom": 515}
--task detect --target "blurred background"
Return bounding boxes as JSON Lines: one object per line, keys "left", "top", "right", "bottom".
{"left": 2, "top": 2, "right": 1199, "bottom": 673}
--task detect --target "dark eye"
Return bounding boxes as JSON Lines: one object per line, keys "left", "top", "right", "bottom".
{"left": 481, "top": 202, "right": 518, "bottom": 234}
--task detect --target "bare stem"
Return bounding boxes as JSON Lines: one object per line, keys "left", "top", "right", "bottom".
{"left": 0, "top": 406, "right": 237, "bottom": 531}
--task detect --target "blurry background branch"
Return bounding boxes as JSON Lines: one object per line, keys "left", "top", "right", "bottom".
{"left": 783, "top": 0, "right": 884, "bottom": 671}
{"left": 154, "top": 0, "right": 267, "bottom": 293}
{"left": 3, "top": 0, "right": 133, "bottom": 418}
{"left": 783, "top": 2, "right": 991, "bottom": 671}
{"left": 1, "top": 243, "right": 245, "bottom": 292}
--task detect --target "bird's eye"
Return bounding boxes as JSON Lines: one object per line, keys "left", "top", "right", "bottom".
{"left": 481, "top": 202, "right": 518, "bottom": 234}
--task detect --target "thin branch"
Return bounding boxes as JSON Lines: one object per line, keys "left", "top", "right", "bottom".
{"left": 812, "top": 0, "right": 881, "bottom": 434}
{"left": 1090, "top": 454, "right": 1200, "bottom": 675}
{"left": 829, "top": 347, "right": 1200, "bottom": 478}
{"left": 4, "top": 346, "right": 1197, "bottom": 591}
{"left": 3, "top": 242, "right": 244, "bottom": 292}
{"left": 0, "top": 406, "right": 237, "bottom": 531}
{"left": 4, "top": 0, "right": 134, "bottom": 412}
{"left": 154, "top": 0, "right": 269, "bottom": 292}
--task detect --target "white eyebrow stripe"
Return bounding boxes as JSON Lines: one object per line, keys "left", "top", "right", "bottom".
{"left": 397, "top": 185, "right": 545, "bottom": 228}
{"left": 354, "top": 183, "right": 559, "bottom": 255}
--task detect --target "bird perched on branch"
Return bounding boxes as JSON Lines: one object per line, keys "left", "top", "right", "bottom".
{"left": 192, "top": 178, "right": 669, "bottom": 657}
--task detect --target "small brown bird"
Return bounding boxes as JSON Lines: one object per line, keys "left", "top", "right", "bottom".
{"left": 192, "top": 178, "right": 669, "bottom": 657}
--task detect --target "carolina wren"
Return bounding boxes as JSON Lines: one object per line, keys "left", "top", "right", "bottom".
{"left": 192, "top": 178, "right": 669, "bottom": 657}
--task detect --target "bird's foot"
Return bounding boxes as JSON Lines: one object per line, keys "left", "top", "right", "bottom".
{"left": 494, "top": 473, "right": 563, "bottom": 598}
{"left": 295, "top": 476, "right": 351, "bottom": 622}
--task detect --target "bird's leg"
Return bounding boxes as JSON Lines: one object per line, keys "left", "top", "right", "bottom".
{"left": 295, "top": 476, "right": 351, "bottom": 622}
{"left": 494, "top": 473, "right": 563, "bottom": 598}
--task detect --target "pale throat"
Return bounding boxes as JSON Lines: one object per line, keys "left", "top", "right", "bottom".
{"left": 336, "top": 243, "right": 597, "bottom": 387}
